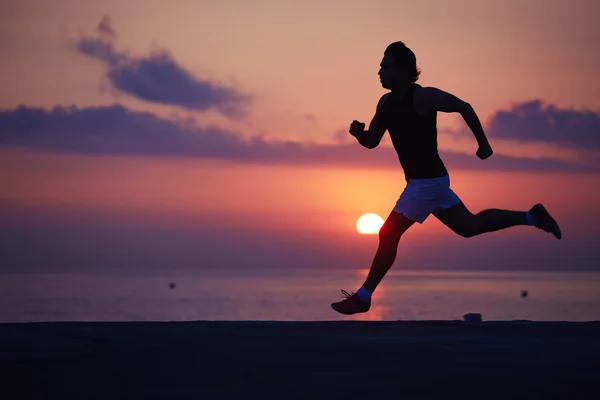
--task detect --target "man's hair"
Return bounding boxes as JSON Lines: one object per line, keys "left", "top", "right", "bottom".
{"left": 384, "top": 41, "right": 421, "bottom": 83}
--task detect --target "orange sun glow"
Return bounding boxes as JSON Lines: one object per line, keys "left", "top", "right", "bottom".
{"left": 356, "top": 213, "right": 384, "bottom": 234}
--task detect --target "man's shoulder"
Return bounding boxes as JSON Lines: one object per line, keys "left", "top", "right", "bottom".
{"left": 379, "top": 91, "right": 393, "bottom": 103}
{"left": 376, "top": 92, "right": 393, "bottom": 111}
{"left": 414, "top": 84, "right": 439, "bottom": 98}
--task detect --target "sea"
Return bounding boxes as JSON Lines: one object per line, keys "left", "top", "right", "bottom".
{"left": 2, "top": 269, "right": 599, "bottom": 323}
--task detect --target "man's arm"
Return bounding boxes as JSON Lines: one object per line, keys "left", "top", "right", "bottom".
{"left": 416, "top": 86, "right": 490, "bottom": 148}
{"left": 352, "top": 93, "right": 390, "bottom": 149}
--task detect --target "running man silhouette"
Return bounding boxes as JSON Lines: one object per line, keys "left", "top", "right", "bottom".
{"left": 331, "top": 41, "right": 562, "bottom": 315}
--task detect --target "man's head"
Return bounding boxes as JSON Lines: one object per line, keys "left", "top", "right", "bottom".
{"left": 379, "top": 41, "right": 421, "bottom": 90}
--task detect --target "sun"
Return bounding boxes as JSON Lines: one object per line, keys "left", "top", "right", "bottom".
{"left": 356, "top": 213, "right": 384, "bottom": 234}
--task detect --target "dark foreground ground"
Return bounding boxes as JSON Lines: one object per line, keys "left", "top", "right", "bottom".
{"left": 1, "top": 320, "right": 600, "bottom": 399}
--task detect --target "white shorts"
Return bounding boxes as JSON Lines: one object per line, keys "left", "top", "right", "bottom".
{"left": 393, "top": 174, "right": 461, "bottom": 223}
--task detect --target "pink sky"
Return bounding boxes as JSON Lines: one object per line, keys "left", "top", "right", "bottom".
{"left": 1, "top": 0, "right": 599, "bottom": 273}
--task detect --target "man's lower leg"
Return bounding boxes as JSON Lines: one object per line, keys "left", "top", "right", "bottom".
{"left": 360, "top": 238, "right": 399, "bottom": 295}
{"left": 472, "top": 209, "right": 530, "bottom": 235}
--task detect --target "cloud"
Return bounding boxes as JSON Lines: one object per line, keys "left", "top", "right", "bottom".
{"left": 1, "top": 104, "right": 597, "bottom": 173}
{"left": 0, "top": 104, "right": 242, "bottom": 157}
{"left": 73, "top": 16, "right": 250, "bottom": 118}
{"left": 487, "top": 100, "right": 600, "bottom": 150}
{"left": 332, "top": 127, "right": 354, "bottom": 145}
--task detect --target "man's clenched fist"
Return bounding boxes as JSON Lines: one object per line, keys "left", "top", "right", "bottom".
{"left": 349, "top": 120, "right": 366, "bottom": 137}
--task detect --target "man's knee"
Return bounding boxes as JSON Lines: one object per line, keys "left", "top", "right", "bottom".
{"left": 456, "top": 220, "right": 481, "bottom": 238}
{"left": 378, "top": 222, "right": 405, "bottom": 244}
{"left": 437, "top": 202, "right": 483, "bottom": 238}
{"left": 378, "top": 211, "right": 414, "bottom": 244}
{"left": 458, "top": 227, "right": 477, "bottom": 238}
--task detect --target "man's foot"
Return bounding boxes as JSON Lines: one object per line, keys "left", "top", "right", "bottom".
{"left": 529, "top": 204, "right": 562, "bottom": 239}
{"left": 331, "top": 290, "right": 371, "bottom": 315}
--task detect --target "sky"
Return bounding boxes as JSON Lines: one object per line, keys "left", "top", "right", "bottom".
{"left": 1, "top": 0, "right": 599, "bottom": 274}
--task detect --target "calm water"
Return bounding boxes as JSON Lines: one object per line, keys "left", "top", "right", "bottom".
{"left": 2, "top": 269, "right": 600, "bottom": 322}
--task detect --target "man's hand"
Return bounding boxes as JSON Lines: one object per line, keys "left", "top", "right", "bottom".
{"left": 349, "top": 120, "right": 366, "bottom": 137}
{"left": 477, "top": 141, "right": 493, "bottom": 160}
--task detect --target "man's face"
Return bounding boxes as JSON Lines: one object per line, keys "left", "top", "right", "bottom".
{"left": 378, "top": 55, "right": 406, "bottom": 90}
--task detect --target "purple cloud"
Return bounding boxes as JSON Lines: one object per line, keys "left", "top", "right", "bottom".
{"left": 73, "top": 16, "right": 250, "bottom": 118}
{"left": 0, "top": 105, "right": 245, "bottom": 157}
{"left": 0, "top": 104, "right": 597, "bottom": 173}
{"left": 488, "top": 100, "right": 600, "bottom": 149}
